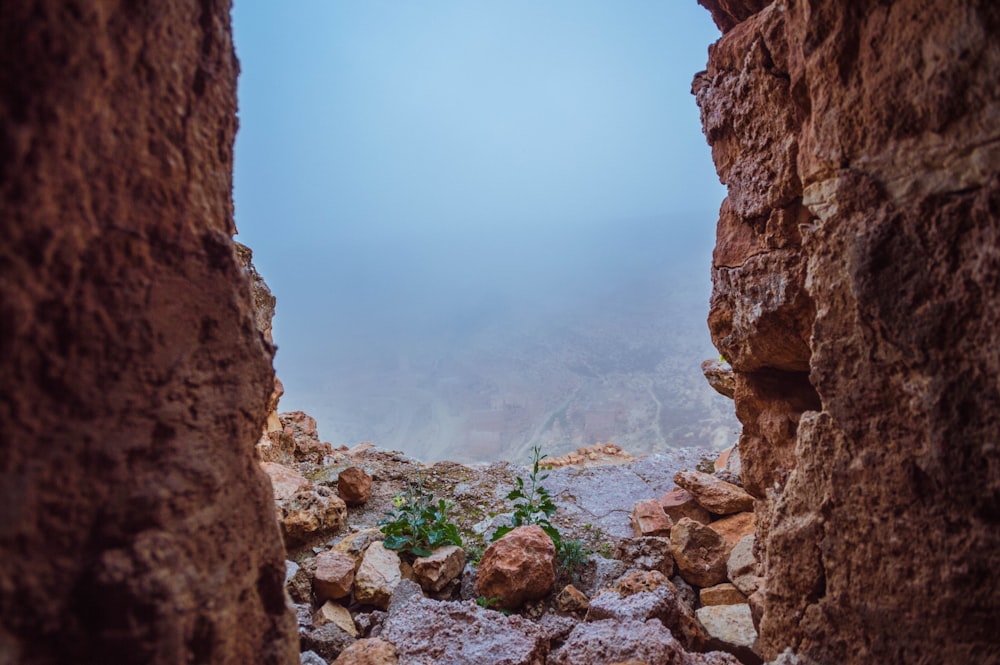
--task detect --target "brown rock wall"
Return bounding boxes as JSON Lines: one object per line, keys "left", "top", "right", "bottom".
{"left": 0, "top": 2, "right": 296, "bottom": 663}
{"left": 696, "top": 1, "right": 1000, "bottom": 663}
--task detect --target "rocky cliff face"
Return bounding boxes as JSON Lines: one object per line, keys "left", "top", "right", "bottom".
{"left": 695, "top": 1, "right": 1000, "bottom": 663}
{"left": 0, "top": 2, "right": 296, "bottom": 663}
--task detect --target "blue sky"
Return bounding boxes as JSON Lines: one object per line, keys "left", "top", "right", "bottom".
{"left": 231, "top": 2, "right": 727, "bottom": 449}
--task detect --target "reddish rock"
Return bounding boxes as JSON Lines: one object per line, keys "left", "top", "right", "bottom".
{"left": 555, "top": 584, "right": 590, "bottom": 615}
{"left": 474, "top": 525, "right": 556, "bottom": 611}
{"left": 412, "top": 545, "right": 465, "bottom": 593}
{"left": 700, "top": 583, "right": 747, "bottom": 607}
{"left": 673, "top": 471, "right": 755, "bottom": 515}
{"left": 707, "top": 512, "right": 755, "bottom": 547}
{"left": 314, "top": 551, "right": 357, "bottom": 602}
{"left": 332, "top": 638, "right": 399, "bottom": 665}
{"left": 696, "top": 2, "right": 1000, "bottom": 662}
{"left": 262, "top": 463, "right": 347, "bottom": 548}
{"left": 659, "top": 488, "right": 713, "bottom": 525}
{"left": 279, "top": 410, "right": 333, "bottom": 463}
{"left": 338, "top": 466, "right": 373, "bottom": 506}
{"left": 631, "top": 498, "right": 674, "bottom": 537}
{"left": 670, "top": 518, "right": 732, "bottom": 588}
{"left": 0, "top": 3, "right": 297, "bottom": 662}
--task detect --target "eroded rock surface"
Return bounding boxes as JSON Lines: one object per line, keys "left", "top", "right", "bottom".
{"left": 695, "top": 1, "right": 1000, "bottom": 662}
{"left": 0, "top": 2, "right": 296, "bottom": 662}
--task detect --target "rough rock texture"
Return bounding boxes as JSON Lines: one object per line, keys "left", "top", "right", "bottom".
{"left": 474, "top": 525, "right": 556, "bottom": 611}
{"left": 696, "top": 604, "right": 760, "bottom": 665}
{"left": 702, "top": 359, "right": 736, "bottom": 399}
{"left": 674, "top": 471, "right": 755, "bottom": 515}
{"left": 338, "top": 466, "right": 373, "bottom": 506}
{"left": 660, "top": 489, "right": 714, "bottom": 525}
{"left": 332, "top": 638, "right": 399, "bottom": 665}
{"left": 263, "top": 462, "right": 347, "bottom": 549}
{"left": 616, "top": 537, "right": 676, "bottom": 577}
{"left": 411, "top": 545, "right": 465, "bottom": 593}
{"left": 314, "top": 551, "right": 357, "bottom": 602}
{"left": 707, "top": 511, "right": 755, "bottom": 547}
{"left": 700, "top": 583, "right": 747, "bottom": 607}
{"left": 381, "top": 598, "right": 549, "bottom": 665}
{"left": 355, "top": 542, "right": 403, "bottom": 610}
{"left": 671, "top": 518, "right": 732, "bottom": 588}
{"left": 549, "top": 619, "right": 740, "bottom": 665}
{"left": 632, "top": 498, "right": 675, "bottom": 537}
{"left": 0, "top": 2, "right": 297, "bottom": 663}
{"left": 695, "top": 1, "right": 1000, "bottom": 662}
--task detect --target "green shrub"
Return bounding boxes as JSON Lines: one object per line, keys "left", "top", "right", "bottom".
{"left": 491, "top": 445, "right": 561, "bottom": 547}
{"left": 378, "top": 477, "right": 462, "bottom": 558}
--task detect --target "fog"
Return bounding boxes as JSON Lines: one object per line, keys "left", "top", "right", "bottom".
{"left": 232, "top": 2, "right": 739, "bottom": 462}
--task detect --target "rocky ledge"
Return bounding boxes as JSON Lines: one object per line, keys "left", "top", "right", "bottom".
{"left": 263, "top": 414, "right": 760, "bottom": 665}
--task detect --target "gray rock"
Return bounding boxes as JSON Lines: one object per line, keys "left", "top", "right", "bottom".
{"left": 382, "top": 598, "right": 548, "bottom": 665}
{"left": 586, "top": 580, "right": 706, "bottom": 651}
{"left": 549, "top": 619, "right": 740, "bottom": 665}
{"left": 574, "top": 554, "right": 628, "bottom": 596}
{"left": 696, "top": 604, "right": 761, "bottom": 665}
{"left": 672, "top": 575, "right": 699, "bottom": 609}
{"left": 300, "top": 651, "right": 327, "bottom": 665}
{"left": 387, "top": 579, "right": 424, "bottom": 615}
{"left": 285, "top": 560, "right": 301, "bottom": 585}
{"left": 300, "top": 622, "right": 356, "bottom": 662}
{"left": 727, "top": 534, "right": 763, "bottom": 596}
{"left": 616, "top": 536, "right": 675, "bottom": 577}
{"left": 353, "top": 610, "right": 387, "bottom": 638}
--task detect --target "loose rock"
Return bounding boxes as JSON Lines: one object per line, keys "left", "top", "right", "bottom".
{"left": 696, "top": 604, "right": 760, "bottom": 665}
{"left": 616, "top": 537, "right": 675, "bottom": 577}
{"left": 674, "top": 471, "right": 755, "bottom": 515}
{"left": 727, "top": 535, "right": 762, "bottom": 597}
{"left": 707, "top": 512, "right": 755, "bottom": 547}
{"left": 300, "top": 622, "right": 357, "bottom": 663}
{"left": 338, "top": 467, "right": 373, "bottom": 506}
{"left": 659, "top": 488, "right": 713, "bottom": 525}
{"left": 555, "top": 584, "right": 590, "bottom": 614}
{"left": 670, "top": 517, "right": 732, "bottom": 588}
{"left": 550, "top": 619, "right": 740, "bottom": 665}
{"left": 315, "top": 600, "right": 359, "bottom": 638}
{"left": 355, "top": 542, "right": 403, "bottom": 610}
{"left": 412, "top": 545, "right": 465, "bottom": 593}
{"left": 631, "top": 499, "right": 674, "bottom": 537}
{"left": 700, "top": 583, "right": 747, "bottom": 607}
{"left": 474, "top": 525, "right": 556, "bottom": 611}
{"left": 314, "top": 551, "right": 356, "bottom": 602}
{"left": 331, "top": 638, "right": 399, "bottom": 665}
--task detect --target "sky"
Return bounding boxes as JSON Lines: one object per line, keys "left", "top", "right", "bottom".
{"left": 231, "top": 2, "right": 729, "bottom": 457}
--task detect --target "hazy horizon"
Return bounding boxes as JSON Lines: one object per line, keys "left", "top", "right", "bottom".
{"left": 231, "top": 3, "right": 736, "bottom": 460}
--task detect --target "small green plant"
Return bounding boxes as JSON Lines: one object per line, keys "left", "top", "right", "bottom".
{"left": 696, "top": 457, "right": 716, "bottom": 474}
{"left": 597, "top": 542, "right": 616, "bottom": 559}
{"left": 378, "top": 477, "right": 462, "bottom": 558}
{"left": 475, "top": 596, "right": 511, "bottom": 615}
{"left": 557, "top": 538, "right": 591, "bottom": 576}
{"left": 491, "top": 445, "right": 561, "bottom": 547}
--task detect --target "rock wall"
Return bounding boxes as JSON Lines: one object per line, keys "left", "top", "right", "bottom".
{"left": 695, "top": 1, "right": 1000, "bottom": 663}
{"left": 0, "top": 2, "right": 297, "bottom": 663}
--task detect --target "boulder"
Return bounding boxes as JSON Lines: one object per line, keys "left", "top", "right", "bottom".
{"left": 631, "top": 499, "right": 674, "bottom": 537}
{"left": 727, "top": 535, "right": 762, "bottom": 597}
{"left": 555, "top": 584, "right": 590, "bottom": 615}
{"left": 280, "top": 410, "right": 334, "bottom": 463}
{"left": 659, "top": 488, "right": 713, "bottom": 525}
{"left": 707, "top": 512, "right": 755, "bottom": 547}
{"left": 314, "top": 551, "right": 357, "bottom": 602}
{"left": 700, "top": 583, "right": 748, "bottom": 607}
{"left": 412, "top": 545, "right": 465, "bottom": 593}
{"left": 549, "top": 619, "right": 741, "bottom": 665}
{"left": 670, "top": 518, "right": 732, "bottom": 588}
{"left": 355, "top": 542, "right": 403, "bottom": 610}
{"left": 696, "top": 604, "right": 760, "bottom": 665}
{"left": 382, "top": 598, "right": 549, "bottom": 665}
{"left": 673, "top": 471, "right": 755, "bottom": 515}
{"left": 337, "top": 467, "right": 373, "bottom": 506}
{"left": 615, "top": 537, "right": 675, "bottom": 577}
{"left": 474, "top": 525, "right": 556, "bottom": 610}
{"left": 315, "top": 601, "right": 359, "bottom": 638}
{"left": 331, "top": 638, "right": 399, "bottom": 665}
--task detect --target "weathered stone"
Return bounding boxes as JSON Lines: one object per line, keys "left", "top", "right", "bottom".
{"left": 386, "top": 579, "right": 424, "bottom": 616}
{"left": 631, "top": 499, "right": 674, "bottom": 537}
{"left": 671, "top": 517, "right": 732, "bottom": 588}
{"left": 280, "top": 410, "right": 334, "bottom": 463}
{"left": 702, "top": 359, "right": 736, "bottom": 399}
{"left": 262, "top": 462, "right": 312, "bottom": 501}
{"left": 616, "top": 537, "right": 675, "bottom": 577}
{"left": 708, "top": 512, "right": 755, "bottom": 547}
{"left": 700, "top": 583, "right": 748, "bottom": 607}
{"left": 715, "top": 445, "right": 743, "bottom": 488}
{"left": 412, "top": 545, "right": 465, "bottom": 593}
{"left": 474, "top": 525, "right": 556, "bottom": 611}
{"left": 314, "top": 551, "right": 357, "bottom": 602}
{"left": 301, "top": 622, "right": 356, "bottom": 663}
{"left": 0, "top": 3, "right": 297, "bottom": 661}
{"left": 382, "top": 598, "right": 549, "bottom": 665}
{"left": 674, "top": 471, "right": 755, "bottom": 515}
{"left": 550, "top": 619, "right": 740, "bottom": 665}
{"left": 315, "top": 601, "right": 359, "bottom": 638}
{"left": 727, "top": 535, "right": 762, "bottom": 597}
{"left": 288, "top": 558, "right": 318, "bottom": 604}
{"left": 660, "top": 489, "right": 714, "bottom": 525}
{"left": 301, "top": 651, "right": 328, "bottom": 665}
{"left": 337, "top": 467, "right": 373, "bottom": 506}
{"left": 355, "top": 542, "right": 402, "bottom": 610}
{"left": 331, "top": 529, "right": 384, "bottom": 563}
{"left": 588, "top": 571, "right": 709, "bottom": 652}
{"left": 696, "top": 604, "right": 760, "bottom": 665}
{"left": 555, "top": 584, "right": 590, "bottom": 614}
{"left": 331, "top": 638, "right": 398, "bottom": 665}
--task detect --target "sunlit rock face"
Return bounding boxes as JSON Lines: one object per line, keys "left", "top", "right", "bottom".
{"left": 0, "top": 2, "right": 296, "bottom": 663}
{"left": 695, "top": 1, "right": 1000, "bottom": 663}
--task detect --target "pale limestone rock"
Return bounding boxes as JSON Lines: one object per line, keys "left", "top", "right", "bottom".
{"left": 355, "top": 542, "right": 402, "bottom": 610}
{"left": 412, "top": 545, "right": 465, "bottom": 593}
{"left": 315, "top": 600, "right": 359, "bottom": 638}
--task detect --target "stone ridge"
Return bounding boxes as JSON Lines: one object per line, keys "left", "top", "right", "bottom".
{"left": 695, "top": 1, "right": 1000, "bottom": 663}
